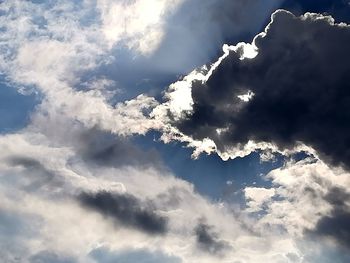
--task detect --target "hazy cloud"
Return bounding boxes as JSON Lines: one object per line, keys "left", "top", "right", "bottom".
{"left": 7, "top": 156, "right": 64, "bottom": 192}
{"left": 77, "top": 129, "right": 162, "bottom": 169}
{"left": 29, "top": 251, "right": 76, "bottom": 263}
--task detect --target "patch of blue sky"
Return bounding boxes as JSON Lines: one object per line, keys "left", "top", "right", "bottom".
{"left": 28, "top": 0, "right": 101, "bottom": 28}
{"left": 76, "top": 46, "right": 180, "bottom": 103}
{"left": 0, "top": 76, "right": 41, "bottom": 134}
{"left": 133, "top": 131, "right": 287, "bottom": 202}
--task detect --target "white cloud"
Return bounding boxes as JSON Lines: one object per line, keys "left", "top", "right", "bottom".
{"left": 246, "top": 158, "right": 350, "bottom": 237}
{"left": 244, "top": 187, "right": 275, "bottom": 212}
{"left": 97, "top": 0, "right": 184, "bottom": 54}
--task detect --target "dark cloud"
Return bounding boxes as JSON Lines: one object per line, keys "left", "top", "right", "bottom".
{"left": 195, "top": 220, "right": 231, "bottom": 255}
{"left": 78, "top": 191, "right": 167, "bottom": 234}
{"left": 77, "top": 129, "right": 163, "bottom": 169}
{"left": 175, "top": 10, "right": 350, "bottom": 170}
{"left": 281, "top": 0, "right": 350, "bottom": 23}
{"left": 312, "top": 187, "right": 350, "bottom": 249}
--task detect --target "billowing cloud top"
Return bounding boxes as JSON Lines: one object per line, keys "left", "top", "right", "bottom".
{"left": 157, "top": 10, "right": 350, "bottom": 171}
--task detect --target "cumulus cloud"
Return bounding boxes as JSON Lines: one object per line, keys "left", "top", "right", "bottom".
{"left": 155, "top": 10, "right": 350, "bottom": 170}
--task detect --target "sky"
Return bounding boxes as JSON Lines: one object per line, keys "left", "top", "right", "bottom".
{"left": 0, "top": 0, "right": 350, "bottom": 262}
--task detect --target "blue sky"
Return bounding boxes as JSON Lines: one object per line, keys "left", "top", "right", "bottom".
{"left": 0, "top": 76, "right": 39, "bottom": 134}
{"left": 1, "top": 1, "right": 350, "bottom": 262}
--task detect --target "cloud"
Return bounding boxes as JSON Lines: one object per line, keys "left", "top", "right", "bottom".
{"left": 310, "top": 187, "right": 350, "bottom": 249}
{"left": 77, "top": 129, "right": 163, "bottom": 169}
{"left": 96, "top": 0, "right": 184, "bottom": 55}
{"left": 0, "top": 207, "right": 42, "bottom": 263}
{"left": 243, "top": 157, "right": 350, "bottom": 249}
{"left": 7, "top": 156, "right": 64, "bottom": 192}
{"left": 0, "top": 128, "right": 333, "bottom": 262}
{"left": 75, "top": 0, "right": 286, "bottom": 105}
{"left": 244, "top": 187, "right": 275, "bottom": 212}
{"left": 78, "top": 191, "right": 168, "bottom": 235}
{"left": 194, "top": 220, "right": 231, "bottom": 255}
{"left": 0, "top": 125, "right": 307, "bottom": 262}
{"left": 0, "top": 0, "right": 174, "bottom": 141}
{"left": 156, "top": 10, "right": 350, "bottom": 170}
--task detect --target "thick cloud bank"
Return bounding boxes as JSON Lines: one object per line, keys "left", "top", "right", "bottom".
{"left": 165, "top": 10, "right": 350, "bottom": 169}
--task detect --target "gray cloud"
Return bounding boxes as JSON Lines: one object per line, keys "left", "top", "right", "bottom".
{"left": 174, "top": 10, "right": 350, "bottom": 170}
{"left": 78, "top": 191, "right": 168, "bottom": 235}
{"left": 77, "top": 129, "right": 163, "bottom": 169}
{"left": 84, "top": 0, "right": 283, "bottom": 102}
{"left": 195, "top": 220, "right": 231, "bottom": 255}
{"left": 312, "top": 187, "right": 350, "bottom": 249}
